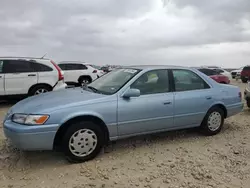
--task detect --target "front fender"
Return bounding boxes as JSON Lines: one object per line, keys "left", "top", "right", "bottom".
{"left": 60, "top": 111, "right": 105, "bottom": 126}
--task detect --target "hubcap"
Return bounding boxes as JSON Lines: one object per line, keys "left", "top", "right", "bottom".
{"left": 81, "top": 79, "right": 89, "bottom": 86}
{"left": 35, "top": 88, "right": 48, "bottom": 95}
{"left": 208, "top": 111, "right": 222, "bottom": 131}
{"left": 69, "top": 129, "right": 98, "bottom": 157}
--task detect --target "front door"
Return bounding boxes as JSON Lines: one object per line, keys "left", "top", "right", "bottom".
{"left": 172, "top": 69, "right": 214, "bottom": 128}
{"left": 4, "top": 60, "right": 38, "bottom": 95}
{"left": 0, "top": 60, "right": 4, "bottom": 95}
{"left": 117, "top": 69, "right": 174, "bottom": 136}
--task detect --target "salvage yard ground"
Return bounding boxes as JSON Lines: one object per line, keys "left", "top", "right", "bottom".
{"left": 1, "top": 80, "right": 250, "bottom": 188}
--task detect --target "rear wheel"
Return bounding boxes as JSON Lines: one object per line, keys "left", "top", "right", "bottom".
{"left": 200, "top": 107, "right": 224, "bottom": 136}
{"left": 29, "top": 85, "right": 51, "bottom": 96}
{"left": 62, "top": 121, "right": 104, "bottom": 163}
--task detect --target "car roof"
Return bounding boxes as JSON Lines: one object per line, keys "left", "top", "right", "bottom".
{"left": 57, "top": 61, "right": 86, "bottom": 64}
{"left": 121, "top": 65, "right": 191, "bottom": 70}
{"left": 0, "top": 56, "right": 50, "bottom": 61}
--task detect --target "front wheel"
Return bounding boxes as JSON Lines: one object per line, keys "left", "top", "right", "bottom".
{"left": 79, "top": 77, "right": 91, "bottom": 86}
{"left": 200, "top": 107, "right": 224, "bottom": 136}
{"left": 62, "top": 121, "right": 104, "bottom": 163}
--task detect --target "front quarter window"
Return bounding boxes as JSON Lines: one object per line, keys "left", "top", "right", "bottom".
{"left": 88, "top": 68, "right": 140, "bottom": 95}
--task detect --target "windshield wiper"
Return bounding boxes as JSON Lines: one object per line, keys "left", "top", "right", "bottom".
{"left": 87, "top": 86, "right": 99, "bottom": 93}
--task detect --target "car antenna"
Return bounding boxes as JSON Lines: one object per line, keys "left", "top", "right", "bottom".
{"left": 41, "top": 53, "right": 47, "bottom": 59}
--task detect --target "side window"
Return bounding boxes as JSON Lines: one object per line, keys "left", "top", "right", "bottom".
{"left": 131, "top": 69, "right": 169, "bottom": 95}
{"left": 77, "top": 64, "right": 88, "bottom": 70}
{"left": 0, "top": 61, "right": 3, "bottom": 73}
{"left": 4, "top": 60, "right": 35, "bottom": 73}
{"left": 66, "top": 64, "right": 79, "bottom": 70}
{"left": 173, "top": 69, "right": 209, "bottom": 92}
{"left": 58, "top": 64, "right": 67, "bottom": 70}
{"left": 33, "top": 63, "right": 53, "bottom": 72}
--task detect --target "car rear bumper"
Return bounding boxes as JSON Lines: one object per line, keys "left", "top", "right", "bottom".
{"left": 3, "top": 120, "right": 59, "bottom": 151}
{"left": 53, "top": 80, "right": 67, "bottom": 91}
{"left": 227, "top": 102, "right": 244, "bottom": 117}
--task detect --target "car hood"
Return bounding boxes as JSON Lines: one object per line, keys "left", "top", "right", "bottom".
{"left": 10, "top": 88, "right": 110, "bottom": 114}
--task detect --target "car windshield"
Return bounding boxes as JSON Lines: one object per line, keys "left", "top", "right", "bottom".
{"left": 87, "top": 68, "right": 140, "bottom": 95}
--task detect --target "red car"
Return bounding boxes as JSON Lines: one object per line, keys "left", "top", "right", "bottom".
{"left": 198, "top": 68, "right": 230, "bottom": 84}
{"left": 240, "top": 65, "right": 250, "bottom": 83}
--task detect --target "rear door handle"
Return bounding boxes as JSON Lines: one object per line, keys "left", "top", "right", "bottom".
{"left": 206, "top": 96, "right": 212, "bottom": 100}
{"left": 0, "top": 76, "right": 2, "bottom": 78}
{"left": 163, "top": 101, "right": 172, "bottom": 105}
{"left": 28, "top": 74, "right": 36, "bottom": 77}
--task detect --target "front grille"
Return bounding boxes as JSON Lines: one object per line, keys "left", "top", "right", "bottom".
{"left": 231, "top": 72, "right": 236, "bottom": 76}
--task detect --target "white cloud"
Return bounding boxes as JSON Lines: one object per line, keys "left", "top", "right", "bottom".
{"left": 0, "top": 0, "right": 249, "bottom": 68}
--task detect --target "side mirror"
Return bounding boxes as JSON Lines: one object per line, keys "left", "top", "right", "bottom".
{"left": 122, "top": 88, "right": 140, "bottom": 98}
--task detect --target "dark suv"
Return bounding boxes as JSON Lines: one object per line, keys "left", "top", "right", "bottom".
{"left": 240, "top": 66, "right": 250, "bottom": 83}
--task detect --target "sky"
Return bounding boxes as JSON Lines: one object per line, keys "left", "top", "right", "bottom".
{"left": 0, "top": 0, "right": 250, "bottom": 68}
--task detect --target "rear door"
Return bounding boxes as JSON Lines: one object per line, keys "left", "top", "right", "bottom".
{"left": 0, "top": 60, "right": 4, "bottom": 95}
{"left": 172, "top": 69, "right": 214, "bottom": 128}
{"left": 4, "top": 60, "right": 38, "bottom": 95}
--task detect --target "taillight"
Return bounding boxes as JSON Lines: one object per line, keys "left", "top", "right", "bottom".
{"left": 50, "top": 60, "right": 64, "bottom": 81}
{"left": 93, "top": 70, "right": 97, "bottom": 73}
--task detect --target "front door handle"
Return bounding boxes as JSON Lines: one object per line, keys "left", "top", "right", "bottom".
{"left": 28, "top": 74, "right": 36, "bottom": 77}
{"left": 206, "top": 96, "right": 212, "bottom": 100}
{"left": 0, "top": 76, "right": 2, "bottom": 78}
{"left": 163, "top": 101, "right": 172, "bottom": 105}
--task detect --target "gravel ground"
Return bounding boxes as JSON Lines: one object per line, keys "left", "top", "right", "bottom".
{"left": 1, "top": 80, "right": 250, "bottom": 188}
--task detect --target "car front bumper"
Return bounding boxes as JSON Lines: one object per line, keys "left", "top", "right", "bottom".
{"left": 3, "top": 120, "right": 59, "bottom": 151}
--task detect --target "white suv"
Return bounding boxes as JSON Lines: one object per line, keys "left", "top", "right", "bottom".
{"left": 57, "top": 61, "right": 100, "bottom": 85}
{"left": 0, "top": 57, "right": 66, "bottom": 97}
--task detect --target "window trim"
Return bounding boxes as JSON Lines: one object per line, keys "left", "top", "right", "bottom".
{"left": 170, "top": 69, "right": 211, "bottom": 92}
{"left": 129, "top": 69, "right": 171, "bottom": 96}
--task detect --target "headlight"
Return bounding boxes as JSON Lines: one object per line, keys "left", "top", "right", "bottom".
{"left": 12, "top": 114, "right": 49, "bottom": 125}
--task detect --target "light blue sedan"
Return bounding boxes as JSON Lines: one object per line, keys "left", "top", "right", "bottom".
{"left": 3, "top": 66, "right": 243, "bottom": 162}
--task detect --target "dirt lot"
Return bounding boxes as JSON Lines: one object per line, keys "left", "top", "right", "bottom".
{"left": 1, "top": 80, "right": 250, "bottom": 188}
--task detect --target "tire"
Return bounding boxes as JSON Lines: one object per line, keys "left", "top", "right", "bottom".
{"left": 241, "top": 77, "right": 248, "bottom": 83}
{"left": 29, "top": 85, "right": 51, "bottom": 96}
{"left": 247, "top": 100, "right": 250, "bottom": 108}
{"left": 62, "top": 121, "right": 104, "bottom": 163}
{"left": 200, "top": 107, "right": 224, "bottom": 136}
{"left": 79, "top": 77, "right": 91, "bottom": 86}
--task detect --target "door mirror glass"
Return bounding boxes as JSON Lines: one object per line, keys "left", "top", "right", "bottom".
{"left": 122, "top": 88, "right": 140, "bottom": 98}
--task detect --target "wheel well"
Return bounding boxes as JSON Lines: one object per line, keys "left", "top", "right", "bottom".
{"left": 78, "top": 75, "right": 92, "bottom": 83}
{"left": 28, "top": 83, "right": 53, "bottom": 94}
{"left": 53, "top": 115, "right": 110, "bottom": 150}
{"left": 211, "top": 104, "right": 227, "bottom": 118}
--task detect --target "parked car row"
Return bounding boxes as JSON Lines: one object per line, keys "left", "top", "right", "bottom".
{"left": 3, "top": 65, "right": 243, "bottom": 163}
{"left": 230, "top": 66, "right": 250, "bottom": 83}
{"left": 0, "top": 57, "right": 108, "bottom": 99}
{"left": 57, "top": 61, "right": 105, "bottom": 86}
{"left": 0, "top": 57, "right": 66, "bottom": 98}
